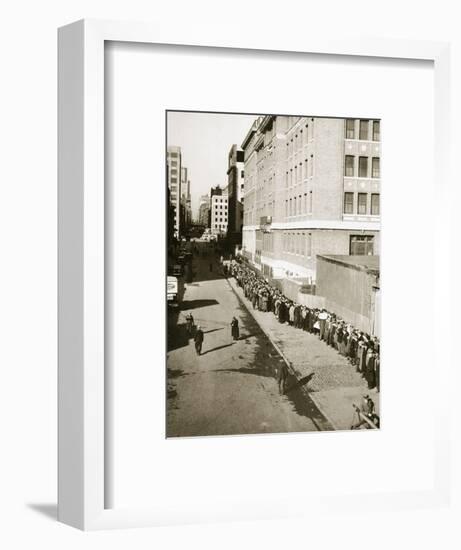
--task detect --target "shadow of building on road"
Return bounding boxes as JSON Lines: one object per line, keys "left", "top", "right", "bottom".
{"left": 180, "top": 299, "right": 219, "bottom": 310}
{"left": 200, "top": 342, "right": 235, "bottom": 355}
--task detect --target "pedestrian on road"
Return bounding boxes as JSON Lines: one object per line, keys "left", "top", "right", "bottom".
{"left": 277, "top": 363, "right": 289, "bottom": 395}
{"left": 185, "top": 312, "right": 195, "bottom": 336}
{"left": 231, "top": 316, "right": 240, "bottom": 341}
{"left": 194, "top": 325, "right": 204, "bottom": 355}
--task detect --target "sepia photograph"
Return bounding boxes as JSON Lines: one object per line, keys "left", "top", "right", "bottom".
{"left": 166, "top": 111, "right": 380, "bottom": 437}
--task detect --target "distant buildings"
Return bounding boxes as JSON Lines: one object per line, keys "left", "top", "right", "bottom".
{"left": 226, "top": 144, "right": 245, "bottom": 246}
{"left": 210, "top": 185, "right": 228, "bottom": 236}
{"left": 241, "top": 115, "right": 380, "bottom": 282}
{"left": 167, "top": 145, "right": 192, "bottom": 238}
{"left": 198, "top": 194, "right": 211, "bottom": 227}
{"left": 180, "top": 167, "right": 192, "bottom": 231}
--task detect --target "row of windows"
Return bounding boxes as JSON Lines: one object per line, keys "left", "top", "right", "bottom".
{"left": 344, "top": 192, "right": 380, "bottom": 215}
{"left": 345, "top": 156, "right": 380, "bottom": 178}
{"left": 283, "top": 232, "right": 313, "bottom": 257}
{"left": 286, "top": 155, "right": 314, "bottom": 185}
{"left": 345, "top": 119, "right": 380, "bottom": 141}
{"left": 286, "top": 121, "right": 314, "bottom": 158}
{"left": 214, "top": 217, "right": 228, "bottom": 222}
{"left": 285, "top": 191, "right": 313, "bottom": 217}
{"left": 281, "top": 233, "right": 375, "bottom": 257}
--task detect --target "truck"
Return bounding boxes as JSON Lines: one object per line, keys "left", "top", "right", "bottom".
{"left": 167, "top": 275, "right": 179, "bottom": 305}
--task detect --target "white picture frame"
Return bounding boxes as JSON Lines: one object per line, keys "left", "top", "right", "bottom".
{"left": 58, "top": 19, "right": 452, "bottom": 530}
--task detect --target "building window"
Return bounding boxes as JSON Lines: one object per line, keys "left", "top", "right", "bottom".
{"left": 372, "top": 157, "right": 380, "bottom": 178}
{"left": 350, "top": 235, "right": 374, "bottom": 255}
{"left": 345, "top": 119, "right": 355, "bottom": 139}
{"left": 345, "top": 155, "right": 354, "bottom": 177}
{"left": 359, "top": 120, "right": 369, "bottom": 140}
{"left": 358, "top": 193, "right": 367, "bottom": 214}
{"left": 373, "top": 120, "right": 380, "bottom": 141}
{"left": 310, "top": 154, "right": 314, "bottom": 177}
{"left": 309, "top": 191, "right": 313, "bottom": 213}
{"left": 371, "top": 193, "right": 380, "bottom": 215}
{"left": 358, "top": 156, "right": 368, "bottom": 178}
{"left": 307, "top": 233, "right": 312, "bottom": 257}
{"left": 344, "top": 192, "right": 354, "bottom": 214}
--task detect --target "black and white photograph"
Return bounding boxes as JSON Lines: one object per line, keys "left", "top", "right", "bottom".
{"left": 166, "top": 111, "right": 381, "bottom": 437}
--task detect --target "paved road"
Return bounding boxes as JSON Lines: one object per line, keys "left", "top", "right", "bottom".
{"left": 167, "top": 244, "right": 329, "bottom": 438}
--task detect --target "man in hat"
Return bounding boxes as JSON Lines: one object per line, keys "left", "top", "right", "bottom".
{"left": 277, "top": 362, "right": 289, "bottom": 395}
{"left": 194, "top": 325, "right": 204, "bottom": 355}
{"left": 351, "top": 394, "right": 378, "bottom": 429}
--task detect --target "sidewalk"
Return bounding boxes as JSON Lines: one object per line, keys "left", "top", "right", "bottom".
{"left": 227, "top": 277, "right": 379, "bottom": 430}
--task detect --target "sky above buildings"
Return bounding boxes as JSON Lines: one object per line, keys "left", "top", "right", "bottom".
{"left": 167, "top": 111, "right": 257, "bottom": 218}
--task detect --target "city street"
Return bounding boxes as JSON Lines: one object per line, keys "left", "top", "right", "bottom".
{"left": 167, "top": 243, "right": 332, "bottom": 437}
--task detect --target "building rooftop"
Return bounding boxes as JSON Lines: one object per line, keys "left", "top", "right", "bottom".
{"left": 318, "top": 255, "right": 380, "bottom": 274}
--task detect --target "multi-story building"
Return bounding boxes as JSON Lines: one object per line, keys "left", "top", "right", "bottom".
{"left": 226, "top": 144, "right": 245, "bottom": 245}
{"left": 241, "top": 115, "right": 380, "bottom": 282}
{"left": 166, "top": 145, "right": 182, "bottom": 238}
{"left": 198, "top": 194, "right": 211, "bottom": 228}
{"left": 210, "top": 185, "right": 229, "bottom": 236}
{"left": 180, "top": 167, "right": 192, "bottom": 231}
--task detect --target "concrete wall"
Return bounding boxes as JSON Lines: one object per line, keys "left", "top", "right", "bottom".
{"left": 316, "top": 255, "right": 380, "bottom": 335}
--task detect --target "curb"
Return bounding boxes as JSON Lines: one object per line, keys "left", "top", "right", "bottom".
{"left": 226, "top": 276, "right": 338, "bottom": 431}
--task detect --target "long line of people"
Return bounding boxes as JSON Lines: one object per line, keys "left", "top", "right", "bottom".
{"left": 230, "top": 261, "right": 380, "bottom": 392}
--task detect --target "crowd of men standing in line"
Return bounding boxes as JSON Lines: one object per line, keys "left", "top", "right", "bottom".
{"left": 229, "top": 261, "right": 380, "bottom": 393}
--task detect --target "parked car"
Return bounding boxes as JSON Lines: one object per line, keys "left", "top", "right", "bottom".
{"left": 167, "top": 276, "right": 179, "bottom": 305}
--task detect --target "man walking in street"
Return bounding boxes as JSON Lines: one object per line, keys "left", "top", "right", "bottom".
{"left": 194, "top": 325, "right": 204, "bottom": 355}
{"left": 231, "top": 316, "right": 240, "bottom": 341}
{"left": 277, "top": 363, "right": 289, "bottom": 395}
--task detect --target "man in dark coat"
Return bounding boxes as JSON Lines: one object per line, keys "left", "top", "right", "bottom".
{"left": 277, "top": 363, "right": 289, "bottom": 395}
{"left": 231, "top": 317, "right": 240, "bottom": 340}
{"left": 194, "top": 325, "right": 204, "bottom": 355}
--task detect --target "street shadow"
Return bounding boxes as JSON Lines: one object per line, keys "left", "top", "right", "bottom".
{"left": 214, "top": 365, "right": 275, "bottom": 379}
{"left": 27, "top": 503, "right": 57, "bottom": 521}
{"left": 287, "top": 372, "right": 315, "bottom": 392}
{"left": 241, "top": 333, "right": 258, "bottom": 340}
{"left": 201, "top": 342, "right": 235, "bottom": 355}
{"left": 180, "top": 299, "right": 219, "bottom": 310}
{"left": 203, "top": 327, "right": 224, "bottom": 335}
{"left": 167, "top": 367, "right": 188, "bottom": 379}
{"left": 167, "top": 320, "right": 191, "bottom": 352}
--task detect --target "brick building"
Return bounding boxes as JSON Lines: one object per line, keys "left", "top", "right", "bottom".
{"left": 198, "top": 194, "right": 211, "bottom": 228}
{"left": 241, "top": 115, "right": 380, "bottom": 282}
{"left": 166, "top": 145, "right": 182, "bottom": 238}
{"left": 210, "top": 185, "right": 228, "bottom": 236}
{"left": 226, "top": 144, "right": 245, "bottom": 245}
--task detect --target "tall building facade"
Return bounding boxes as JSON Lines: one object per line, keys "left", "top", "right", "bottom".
{"left": 210, "top": 185, "right": 229, "bottom": 236}
{"left": 198, "top": 194, "right": 211, "bottom": 227}
{"left": 166, "top": 146, "right": 182, "bottom": 238}
{"left": 180, "top": 166, "right": 192, "bottom": 231}
{"left": 226, "top": 144, "right": 245, "bottom": 245}
{"left": 241, "top": 115, "right": 380, "bottom": 282}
